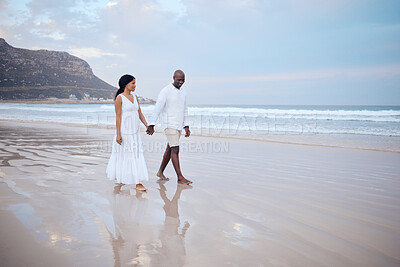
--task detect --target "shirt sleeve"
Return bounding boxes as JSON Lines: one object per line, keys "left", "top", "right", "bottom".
{"left": 149, "top": 87, "right": 167, "bottom": 126}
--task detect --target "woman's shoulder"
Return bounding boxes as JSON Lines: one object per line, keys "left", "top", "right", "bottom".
{"left": 115, "top": 94, "right": 123, "bottom": 101}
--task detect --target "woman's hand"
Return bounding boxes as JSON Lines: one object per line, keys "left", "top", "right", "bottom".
{"left": 116, "top": 135, "right": 122, "bottom": 145}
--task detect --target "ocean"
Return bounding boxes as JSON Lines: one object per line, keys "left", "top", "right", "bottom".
{"left": 1, "top": 103, "right": 400, "bottom": 151}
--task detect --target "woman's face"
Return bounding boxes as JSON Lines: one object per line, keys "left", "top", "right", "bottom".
{"left": 126, "top": 79, "right": 136, "bottom": 92}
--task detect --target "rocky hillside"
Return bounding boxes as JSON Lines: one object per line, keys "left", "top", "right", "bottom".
{"left": 0, "top": 38, "right": 116, "bottom": 100}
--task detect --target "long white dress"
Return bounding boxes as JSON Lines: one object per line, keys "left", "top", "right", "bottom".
{"left": 106, "top": 93, "right": 149, "bottom": 184}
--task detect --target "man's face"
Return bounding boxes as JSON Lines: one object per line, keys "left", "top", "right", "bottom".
{"left": 173, "top": 72, "right": 185, "bottom": 89}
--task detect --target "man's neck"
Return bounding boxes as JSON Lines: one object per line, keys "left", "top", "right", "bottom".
{"left": 172, "top": 83, "right": 181, "bottom": 90}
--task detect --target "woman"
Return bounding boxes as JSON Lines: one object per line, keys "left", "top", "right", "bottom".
{"left": 106, "top": 74, "right": 148, "bottom": 191}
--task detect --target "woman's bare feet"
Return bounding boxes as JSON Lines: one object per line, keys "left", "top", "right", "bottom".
{"left": 178, "top": 176, "right": 192, "bottom": 185}
{"left": 136, "top": 183, "right": 147, "bottom": 192}
{"left": 114, "top": 184, "right": 122, "bottom": 194}
{"left": 157, "top": 171, "right": 170, "bottom": 181}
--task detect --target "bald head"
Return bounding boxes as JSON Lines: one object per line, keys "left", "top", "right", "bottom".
{"left": 173, "top": 69, "right": 185, "bottom": 89}
{"left": 174, "top": 69, "right": 184, "bottom": 76}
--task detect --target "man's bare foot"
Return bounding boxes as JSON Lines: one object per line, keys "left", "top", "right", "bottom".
{"left": 157, "top": 178, "right": 167, "bottom": 185}
{"left": 178, "top": 183, "right": 193, "bottom": 190}
{"left": 136, "top": 183, "right": 147, "bottom": 192}
{"left": 157, "top": 171, "right": 170, "bottom": 181}
{"left": 178, "top": 176, "right": 192, "bottom": 185}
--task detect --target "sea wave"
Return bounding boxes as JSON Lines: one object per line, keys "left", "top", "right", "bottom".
{"left": 0, "top": 104, "right": 102, "bottom": 113}
{"left": 188, "top": 107, "right": 400, "bottom": 116}
{"left": 186, "top": 107, "right": 400, "bottom": 122}
{"left": 1, "top": 103, "right": 399, "bottom": 137}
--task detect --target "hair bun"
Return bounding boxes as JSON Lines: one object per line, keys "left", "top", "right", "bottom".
{"left": 115, "top": 74, "right": 135, "bottom": 100}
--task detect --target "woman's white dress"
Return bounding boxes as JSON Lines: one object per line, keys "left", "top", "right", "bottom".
{"left": 106, "top": 93, "right": 149, "bottom": 184}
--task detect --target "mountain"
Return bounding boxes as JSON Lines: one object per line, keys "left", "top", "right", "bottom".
{"left": 0, "top": 38, "right": 116, "bottom": 100}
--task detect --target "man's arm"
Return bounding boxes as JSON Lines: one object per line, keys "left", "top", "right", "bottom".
{"left": 147, "top": 88, "right": 167, "bottom": 135}
{"left": 183, "top": 94, "right": 190, "bottom": 137}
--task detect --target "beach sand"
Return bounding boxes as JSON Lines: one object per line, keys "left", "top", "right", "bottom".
{"left": 0, "top": 120, "right": 399, "bottom": 266}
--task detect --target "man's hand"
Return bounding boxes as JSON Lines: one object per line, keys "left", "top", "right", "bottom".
{"left": 146, "top": 125, "right": 155, "bottom": 135}
{"left": 184, "top": 126, "right": 190, "bottom": 137}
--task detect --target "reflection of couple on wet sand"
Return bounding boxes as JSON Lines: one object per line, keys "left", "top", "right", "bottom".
{"left": 110, "top": 185, "right": 149, "bottom": 267}
{"left": 151, "top": 181, "right": 191, "bottom": 266}
{"left": 106, "top": 70, "right": 192, "bottom": 192}
{"left": 110, "top": 182, "right": 192, "bottom": 267}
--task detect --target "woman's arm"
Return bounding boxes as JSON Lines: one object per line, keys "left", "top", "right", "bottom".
{"left": 114, "top": 95, "right": 123, "bottom": 144}
{"left": 136, "top": 95, "right": 148, "bottom": 128}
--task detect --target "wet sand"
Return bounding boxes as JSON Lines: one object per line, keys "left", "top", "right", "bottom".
{"left": 0, "top": 120, "right": 399, "bottom": 266}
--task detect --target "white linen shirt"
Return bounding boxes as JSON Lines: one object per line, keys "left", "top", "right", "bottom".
{"left": 149, "top": 83, "right": 189, "bottom": 131}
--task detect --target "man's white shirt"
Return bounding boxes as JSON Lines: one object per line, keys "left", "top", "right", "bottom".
{"left": 149, "top": 83, "right": 188, "bottom": 131}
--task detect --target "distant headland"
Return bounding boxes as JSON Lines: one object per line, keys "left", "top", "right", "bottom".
{"left": 0, "top": 38, "right": 155, "bottom": 104}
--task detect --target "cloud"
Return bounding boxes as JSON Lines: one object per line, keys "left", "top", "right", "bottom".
{"left": 27, "top": 18, "right": 67, "bottom": 40}
{"left": 68, "top": 47, "right": 125, "bottom": 59}
{"left": 0, "top": 0, "right": 399, "bottom": 104}
{"left": 191, "top": 65, "right": 400, "bottom": 83}
{"left": 30, "top": 29, "right": 66, "bottom": 40}
{"left": 106, "top": 1, "right": 117, "bottom": 8}
{"left": 106, "top": 63, "right": 117, "bottom": 68}
{"left": 158, "top": 0, "right": 187, "bottom": 17}
{"left": 0, "top": 0, "right": 8, "bottom": 9}
{"left": 0, "top": 26, "right": 10, "bottom": 39}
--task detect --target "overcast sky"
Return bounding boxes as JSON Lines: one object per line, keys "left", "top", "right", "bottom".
{"left": 1, "top": 0, "right": 399, "bottom": 105}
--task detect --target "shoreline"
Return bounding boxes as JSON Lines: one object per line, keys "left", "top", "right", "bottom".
{"left": 1, "top": 118, "right": 399, "bottom": 153}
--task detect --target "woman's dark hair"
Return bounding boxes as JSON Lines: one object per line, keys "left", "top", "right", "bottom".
{"left": 115, "top": 74, "right": 135, "bottom": 100}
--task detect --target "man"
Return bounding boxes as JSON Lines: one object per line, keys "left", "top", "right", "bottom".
{"left": 146, "top": 70, "right": 192, "bottom": 185}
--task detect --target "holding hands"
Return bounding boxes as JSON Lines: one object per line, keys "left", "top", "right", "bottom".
{"left": 184, "top": 126, "right": 190, "bottom": 137}
{"left": 146, "top": 125, "right": 190, "bottom": 137}
{"left": 146, "top": 125, "right": 155, "bottom": 135}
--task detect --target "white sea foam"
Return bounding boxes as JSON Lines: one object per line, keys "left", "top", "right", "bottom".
{"left": 0, "top": 104, "right": 101, "bottom": 113}
{"left": 1, "top": 104, "right": 399, "bottom": 137}
{"left": 187, "top": 107, "right": 400, "bottom": 122}
{"left": 189, "top": 106, "right": 400, "bottom": 116}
